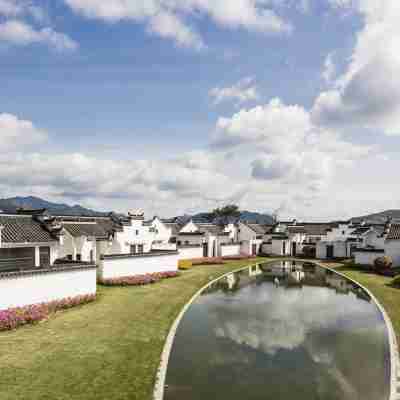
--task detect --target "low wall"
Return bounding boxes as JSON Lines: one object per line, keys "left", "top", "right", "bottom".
{"left": 0, "top": 265, "right": 97, "bottom": 311}
{"left": 354, "top": 250, "right": 385, "bottom": 266}
{"left": 99, "top": 251, "right": 179, "bottom": 280}
{"left": 221, "top": 244, "right": 240, "bottom": 257}
{"left": 152, "top": 243, "right": 177, "bottom": 251}
{"left": 178, "top": 246, "right": 203, "bottom": 260}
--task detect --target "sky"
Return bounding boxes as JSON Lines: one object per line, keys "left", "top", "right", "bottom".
{"left": 0, "top": 0, "right": 399, "bottom": 221}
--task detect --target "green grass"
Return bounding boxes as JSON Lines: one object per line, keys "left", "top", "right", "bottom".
{"left": 0, "top": 258, "right": 267, "bottom": 400}
{"left": 323, "top": 262, "right": 400, "bottom": 345}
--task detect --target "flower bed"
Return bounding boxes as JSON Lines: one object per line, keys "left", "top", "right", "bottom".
{"left": 0, "top": 294, "right": 96, "bottom": 332}
{"left": 100, "top": 271, "right": 179, "bottom": 286}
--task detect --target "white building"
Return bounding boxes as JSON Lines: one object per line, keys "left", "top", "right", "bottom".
{"left": 384, "top": 223, "right": 400, "bottom": 267}
{"left": 178, "top": 220, "right": 240, "bottom": 257}
{"left": 237, "top": 222, "right": 264, "bottom": 256}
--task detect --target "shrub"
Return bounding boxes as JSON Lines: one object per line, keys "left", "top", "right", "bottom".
{"left": 374, "top": 256, "right": 393, "bottom": 272}
{"left": 178, "top": 260, "right": 193, "bottom": 270}
{"left": 0, "top": 294, "right": 96, "bottom": 332}
{"left": 100, "top": 271, "right": 179, "bottom": 286}
{"left": 302, "top": 246, "right": 316, "bottom": 258}
{"left": 190, "top": 257, "right": 225, "bottom": 266}
{"left": 222, "top": 254, "right": 258, "bottom": 261}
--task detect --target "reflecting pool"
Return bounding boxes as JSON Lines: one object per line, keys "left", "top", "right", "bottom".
{"left": 164, "top": 261, "right": 390, "bottom": 400}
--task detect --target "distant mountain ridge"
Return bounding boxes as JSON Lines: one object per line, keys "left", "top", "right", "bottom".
{"left": 352, "top": 209, "right": 400, "bottom": 224}
{"left": 0, "top": 196, "right": 108, "bottom": 216}
{"left": 172, "top": 210, "right": 274, "bottom": 225}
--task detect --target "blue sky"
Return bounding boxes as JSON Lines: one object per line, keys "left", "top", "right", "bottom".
{"left": 0, "top": 0, "right": 399, "bottom": 220}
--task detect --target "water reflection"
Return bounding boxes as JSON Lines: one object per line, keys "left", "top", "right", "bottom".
{"left": 165, "top": 261, "right": 389, "bottom": 400}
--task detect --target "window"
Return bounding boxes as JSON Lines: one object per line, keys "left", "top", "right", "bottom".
{"left": 130, "top": 245, "right": 136, "bottom": 254}
{"left": 177, "top": 241, "right": 182, "bottom": 246}
{"left": 67, "top": 254, "right": 72, "bottom": 261}
{"left": 342, "top": 231, "right": 345, "bottom": 235}
{"left": 185, "top": 241, "right": 189, "bottom": 245}
{"left": 138, "top": 244, "right": 144, "bottom": 253}
{"left": 76, "top": 254, "right": 81, "bottom": 261}
{"left": 135, "top": 230, "right": 139, "bottom": 235}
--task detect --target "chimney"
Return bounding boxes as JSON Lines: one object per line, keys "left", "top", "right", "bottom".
{"left": 0, "top": 225, "right": 4, "bottom": 248}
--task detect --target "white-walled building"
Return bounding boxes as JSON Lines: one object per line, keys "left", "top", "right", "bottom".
{"left": 0, "top": 213, "right": 61, "bottom": 271}
{"left": 238, "top": 222, "right": 264, "bottom": 256}
{"left": 384, "top": 223, "right": 400, "bottom": 267}
{"left": 178, "top": 220, "right": 239, "bottom": 257}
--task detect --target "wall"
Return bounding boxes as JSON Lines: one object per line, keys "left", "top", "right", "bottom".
{"left": 152, "top": 243, "right": 177, "bottom": 251}
{"left": 240, "top": 239, "right": 262, "bottom": 256}
{"left": 151, "top": 218, "right": 172, "bottom": 244}
{"left": 385, "top": 241, "right": 400, "bottom": 267}
{"left": 0, "top": 267, "right": 97, "bottom": 311}
{"left": 271, "top": 239, "right": 290, "bottom": 256}
{"left": 99, "top": 251, "right": 179, "bottom": 280}
{"left": 316, "top": 242, "right": 327, "bottom": 259}
{"left": 261, "top": 243, "right": 272, "bottom": 254}
{"left": 354, "top": 251, "right": 385, "bottom": 266}
{"left": 220, "top": 244, "right": 241, "bottom": 257}
{"left": 178, "top": 246, "right": 203, "bottom": 260}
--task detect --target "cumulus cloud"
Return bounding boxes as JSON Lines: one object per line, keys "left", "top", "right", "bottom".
{"left": 63, "top": 0, "right": 292, "bottom": 49}
{"left": 209, "top": 77, "right": 260, "bottom": 106}
{"left": 0, "top": 113, "right": 47, "bottom": 150}
{"left": 322, "top": 52, "right": 336, "bottom": 84}
{"left": 312, "top": 0, "right": 400, "bottom": 136}
{"left": 212, "top": 98, "right": 372, "bottom": 207}
{"left": 0, "top": 20, "right": 78, "bottom": 51}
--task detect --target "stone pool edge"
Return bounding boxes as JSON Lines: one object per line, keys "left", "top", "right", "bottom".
{"left": 153, "top": 261, "right": 263, "bottom": 400}
{"left": 316, "top": 262, "right": 399, "bottom": 400}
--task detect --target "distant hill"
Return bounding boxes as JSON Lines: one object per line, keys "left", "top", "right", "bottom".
{"left": 352, "top": 209, "right": 400, "bottom": 224}
{"left": 0, "top": 196, "right": 108, "bottom": 216}
{"left": 172, "top": 210, "right": 274, "bottom": 225}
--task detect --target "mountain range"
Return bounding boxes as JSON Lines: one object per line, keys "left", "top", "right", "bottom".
{"left": 1, "top": 196, "right": 399, "bottom": 224}
{"left": 0, "top": 196, "right": 108, "bottom": 216}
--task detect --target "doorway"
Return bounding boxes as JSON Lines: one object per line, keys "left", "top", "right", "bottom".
{"left": 326, "top": 245, "right": 334, "bottom": 259}
{"left": 292, "top": 242, "right": 297, "bottom": 257}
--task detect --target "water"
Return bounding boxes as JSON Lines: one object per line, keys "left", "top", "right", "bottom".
{"left": 164, "top": 261, "right": 390, "bottom": 400}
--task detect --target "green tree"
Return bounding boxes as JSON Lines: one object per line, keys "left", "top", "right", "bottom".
{"left": 212, "top": 204, "right": 241, "bottom": 223}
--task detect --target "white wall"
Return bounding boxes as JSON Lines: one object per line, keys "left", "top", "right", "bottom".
{"left": 99, "top": 252, "right": 179, "bottom": 280}
{"left": 0, "top": 268, "right": 97, "bottom": 311}
{"left": 221, "top": 244, "right": 240, "bottom": 257}
{"left": 240, "top": 239, "right": 262, "bottom": 256}
{"left": 179, "top": 220, "right": 199, "bottom": 233}
{"left": 271, "top": 239, "right": 290, "bottom": 256}
{"left": 151, "top": 218, "right": 173, "bottom": 245}
{"left": 152, "top": 243, "right": 177, "bottom": 251}
{"left": 58, "top": 231, "right": 96, "bottom": 263}
{"left": 385, "top": 241, "right": 400, "bottom": 267}
{"left": 316, "top": 242, "right": 327, "bottom": 259}
{"left": 178, "top": 246, "right": 203, "bottom": 260}
{"left": 354, "top": 251, "right": 385, "bottom": 266}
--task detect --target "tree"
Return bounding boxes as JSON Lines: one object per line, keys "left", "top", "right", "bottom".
{"left": 212, "top": 204, "right": 241, "bottom": 224}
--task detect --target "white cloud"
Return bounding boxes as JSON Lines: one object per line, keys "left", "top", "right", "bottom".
{"left": 210, "top": 77, "right": 259, "bottom": 106}
{"left": 212, "top": 98, "right": 372, "bottom": 209}
{"left": 0, "top": 19, "right": 78, "bottom": 51}
{"left": 322, "top": 52, "right": 336, "bottom": 84}
{"left": 0, "top": 113, "right": 47, "bottom": 150}
{"left": 147, "top": 11, "right": 204, "bottom": 50}
{"left": 63, "top": 0, "right": 292, "bottom": 49}
{"left": 312, "top": 0, "right": 400, "bottom": 136}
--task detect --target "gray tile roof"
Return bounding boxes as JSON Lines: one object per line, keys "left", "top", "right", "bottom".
{"left": 302, "top": 224, "right": 331, "bottom": 236}
{"left": 386, "top": 224, "right": 400, "bottom": 241}
{"left": 63, "top": 223, "right": 109, "bottom": 239}
{"left": 0, "top": 215, "right": 57, "bottom": 243}
{"left": 246, "top": 223, "right": 270, "bottom": 235}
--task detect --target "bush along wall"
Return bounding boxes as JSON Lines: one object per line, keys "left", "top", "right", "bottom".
{"left": 0, "top": 294, "right": 96, "bottom": 332}
{"left": 100, "top": 271, "right": 179, "bottom": 286}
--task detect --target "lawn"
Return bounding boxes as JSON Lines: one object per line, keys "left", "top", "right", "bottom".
{"left": 320, "top": 261, "right": 400, "bottom": 345}
{"left": 0, "top": 257, "right": 267, "bottom": 400}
